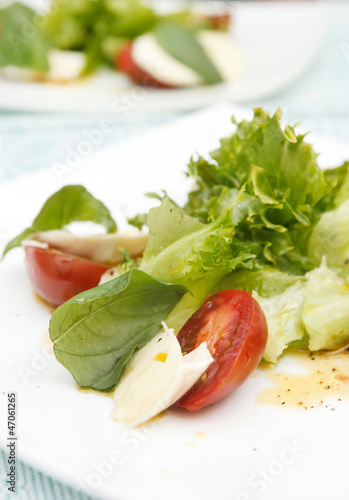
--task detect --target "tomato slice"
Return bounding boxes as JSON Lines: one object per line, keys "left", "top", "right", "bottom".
{"left": 116, "top": 42, "right": 175, "bottom": 89}
{"left": 175, "top": 289, "right": 268, "bottom": 411}
{"left": 25, "top": 246, "right": 110, "bottom": 307}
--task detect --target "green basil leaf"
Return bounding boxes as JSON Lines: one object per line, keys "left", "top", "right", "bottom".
{"left": 2, "top": 227, "right": 38, "bottom": 258}
{"left": 2, "top": 185, "right": 117, "bottom": 258}
{"left": 49, "top": 268, "right": 188, "bottom": 391}
{"left": 0, "top": 3, "right": 50, "bottom": 72}
{"left": 154, "top": 22, "right": 223, "bottom": 85}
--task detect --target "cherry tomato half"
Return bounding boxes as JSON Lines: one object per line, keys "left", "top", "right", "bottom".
{"left": 175, "top": 290, "right": 268, "bottom": 411}
{"left": 116, "top": 42, "right": 175, "bottom": 89}
{"left": 25, "top": 246, "right": 110, "bottom": 308}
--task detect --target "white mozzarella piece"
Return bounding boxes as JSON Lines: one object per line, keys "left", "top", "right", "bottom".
{"left": 47, "top": 49, "right": 86, "bottom": 82}
{"left": 29, "top": 229, "right": 148, "bottom": 265}
{"left": 113, "top": 326, "right": 213, "bottom": 427}
{"left": 132, "top": 33, "right": 203, "bottom": 87}
{"left": 22, "top": 239, "right": 48, "bottom": 249}
{"left": 198, "top": 30, "right": 245, "bottom": 81}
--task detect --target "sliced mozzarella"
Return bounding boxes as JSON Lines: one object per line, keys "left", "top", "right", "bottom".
{"left": 28, "top": 229, "right": 148, "bottom": 265}
{"left": 132, "top": 33, "right": 203, "bottom": 87}
{"left": 47, "top": 49, "right": 86, "bottom": 82}
{"left": 198, "top": 30, "right": 245, "bottom": 82}
{"left": 113, "top": 325, "right": 213, "bottom": 427}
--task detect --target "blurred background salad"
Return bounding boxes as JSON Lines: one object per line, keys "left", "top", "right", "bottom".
{"left": 0, "top": 0, "right": 238, "bottom": 82}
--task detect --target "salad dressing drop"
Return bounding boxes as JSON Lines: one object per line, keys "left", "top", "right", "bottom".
{"left": 257, "top": 349, "right": 349, "bottom": 409}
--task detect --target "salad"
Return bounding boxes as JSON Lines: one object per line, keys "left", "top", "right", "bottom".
{"left": 3, "top": 107, "right": 349, "bottom": 426}
{"left": 0, "top": 0, "right": 244, "bottom": 87}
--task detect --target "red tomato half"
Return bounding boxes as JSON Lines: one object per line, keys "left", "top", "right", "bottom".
{"left": 25, "top": 246, "right": 110, "bottom": 308}
{"left": 175, "top": 290, "right": 268, "bottom": 411}
{"left": 116, "top": 42, "right": 175, "bottom": 89}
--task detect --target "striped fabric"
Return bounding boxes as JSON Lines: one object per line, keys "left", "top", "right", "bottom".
{"left": 0, "top": 448, "right": 100, "bottom": 500}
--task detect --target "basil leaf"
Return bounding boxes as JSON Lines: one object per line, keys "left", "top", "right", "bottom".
{"left": 0, "top": 3, "right": 50, "bottom": 72}
{"left": 3, "top": 228, "right": 39, "bottom": 258}
{"left": 49, "top": 269, "right": 188, "bottom": 391}
{"left": 154, "top": 22, "right": 223, "bottom": 85}
{"left": 2, "top": 185, "right": 117, "bottom": 257}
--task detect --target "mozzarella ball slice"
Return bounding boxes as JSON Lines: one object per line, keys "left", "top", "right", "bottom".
{"left": 47, "top": 49, "right": 86, "bottom": 82}
{"left": 132, "top": 33, "right": 203, "bottom": 87}
{"left": 27, "top": 229, "right": 148, "bottom": 265}
{"left": 113, "top": 326, "right": 213, "bottom": 427}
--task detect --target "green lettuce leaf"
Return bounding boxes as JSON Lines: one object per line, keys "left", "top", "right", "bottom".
{"left": 333, "top": 162, "right": 349, "bottom": 207}
{"left": 308, "top": 198, "right": 349, "bottom": 275}
{"left": 240, "top": 261, "right": 349, "bottom": 362}
{"left": 213, "top": 267, "right": 304, "bottom": 298}
{"left": 320, "top": 161, "right": 349, "bottom": 210}
{"left": 253, "top": 282, "right": 306, "bottom": 363}
{"left": 213, "top": 266, "right": 306, "bottom": 362}
{"left": 3, "top": 185, "right": 116, "bottom": 257}
{"left": 143, "top": 197, "right": 203, "bottom": 261}
{"left": 49, "top": 268, "right": 187, "bottom": 391}
{"left": 139, "top": 197, "right": 255, "bottom": 285}
{"left": 0, "top": 2, "right": 50, "bottom": 71}
{"left": 302, "top": 261, "right": 349, "bottom": 351}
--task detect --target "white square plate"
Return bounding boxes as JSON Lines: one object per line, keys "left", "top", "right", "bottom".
{"left": 1, "top": 104, "right": 349, "bottom": 500}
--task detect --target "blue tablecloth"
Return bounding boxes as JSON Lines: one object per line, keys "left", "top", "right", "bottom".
{"left": 1, "top": 2, "right": 349, "bottom": 499}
